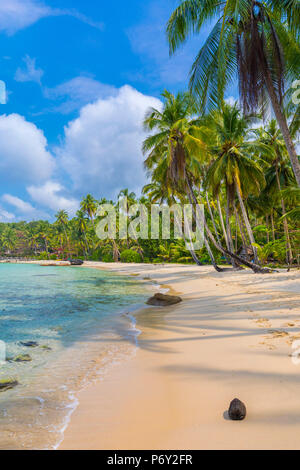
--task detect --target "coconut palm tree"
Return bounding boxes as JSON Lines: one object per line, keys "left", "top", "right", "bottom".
{"left": 55, "top": 210, "right": 71, "bottom": 258}
{"left": 74, "top": 210, "right": 90, "bottom": 258}
{"left": 143, "top": 90, "right": 219, "bottom": 268}
{"left": 25, "top": 227, "right": 39, "bottom": 255}
{"left": 143, "top": 91, "right": 270, "bottom": 272}
{"left": 256, "top": 119, "right": 295, "bottom": 263}
{"left": 203, "top": 103, "right": 266, "bottom": 263}
{"left": 167, "top": 0, "right": 300, "bottom": 185}
{"left": 1, "top": 227, "right": 17, "bottom": 255}
{"left": 80, "top": 194, "right": 97, "bottom": 225}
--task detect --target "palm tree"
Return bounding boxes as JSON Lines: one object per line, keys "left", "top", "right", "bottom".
{"left": 25, "top": 227, "right": 39, "bottom": 255}
{"left": 80, "top": 194, "right": 97, "bottom": 225}
{"left": 1, "top": 227, "right": 17, "bottom": 255}
{"left": 256, "top": 119, "right": 295, "bottom": 263}
{"left": 203, "top": 104, "right": 266, "bottom": 263}
{"left": 55, "top": 210, "right": 71, "bottom": 258}
{"left": 143, "top": 91, "right": 270, "bottom": 272}
{"left": 37, "top": 221, "right": 52, "bottom": 259}
{"left": 143, "top": 90, "right": 220, "bottom": 268}
{"left": 167, "top": 0, "right": 300, "bottom": 186}
{"left": 74, "top": 210, "right": 90, "bottom": 258}
{"left": 118, "top": 189, "right": 136, "bottom": 207}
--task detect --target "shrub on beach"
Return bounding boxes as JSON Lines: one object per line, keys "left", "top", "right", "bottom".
{"left": 120, "top": 250, "right": 142, "bottom": 263}
{"left": 102, "top": 253, "right": 114, "bottom": 263}
{"left": 38, "top": 252, "right": 49, "bottom": 260}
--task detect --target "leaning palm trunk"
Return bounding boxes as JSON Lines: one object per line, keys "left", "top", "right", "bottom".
{"left": 206, "top": 192, "right": 221, "bottom": 245}
{"left": 174, "top": 201, "right": 203, "bottom": 266}
{"left": 217, "top": 196, "right": 228, "bottom": 247}
{"left": 186, "top": 190, "right": 223, "bottom": 271}
{"left": 234, "top": 180, "right": 259, "bottom": 264}
{"left": 263, "top": 69, "right": 300, "bottom": 186}
{"left": 186, "top": 176, "right": 271, "bottom": 273}
{"left": 206, "top": 192, "right": 232, "bottom": 266}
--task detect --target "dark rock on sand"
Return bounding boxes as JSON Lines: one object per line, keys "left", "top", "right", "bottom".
{"left": 228, "top": 398, "right": 247, "bottom": 421}
{"left": 13, "top": 354, "right": 32, "bottom": 362}
{"left": 0, "top": 379, "right": 19, "bottom": 392}
{"left": 70, "top": 259, "right": 84, "bottom": 266}
{"left": 20, "top": 341, "right": 39, "bottom": 348}
{"left": 146, "top": 293, "right": 182, "bottom": 307}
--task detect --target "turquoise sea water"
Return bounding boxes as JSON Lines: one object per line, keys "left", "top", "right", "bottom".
{"left": 0, "top": 264, "right": 148, "bottom": 449}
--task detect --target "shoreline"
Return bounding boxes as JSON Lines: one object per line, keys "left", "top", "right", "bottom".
{"left": 58, "top": 262, "right": 300, "bottom": 450}
{"left": 2, "top": 261, "right": 300, "bottom": 449}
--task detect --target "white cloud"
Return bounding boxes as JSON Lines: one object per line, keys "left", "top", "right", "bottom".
{"left": 0, "top": 114, "right": 55, "bottom": 184}
{"left": 44, "top": 76, "right": 117, "bottom": 114}
{"left": 2, "top": 193, "right": 50, "bottom": 220}
{"left": 27, "top": 181, "right": 79, "bottom": 216}
{"left": 0, "top": 0, "right": 103, "bottom": 35}
{"left": 15, "top": 55, "right": 44, "bottom": 84}
{"left": 2, "top": 194, "right": 35, "bottom": 213}
{"left": 0, "top": 206, "right": 15, "bottom": 222}
{"left": 57, "top": 85, "right": 162, "bottom": 199}
{"left": 0, "top": 0, "right": 51, "bottom": 35}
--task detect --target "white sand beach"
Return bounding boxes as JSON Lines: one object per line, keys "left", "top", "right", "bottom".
{"left": 57, "top": 263, "right": 300, "bottom": 450}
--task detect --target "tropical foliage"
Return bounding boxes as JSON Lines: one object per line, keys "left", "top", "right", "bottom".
{"left": 0, "top": 1, "right": 299, "bottom": 270}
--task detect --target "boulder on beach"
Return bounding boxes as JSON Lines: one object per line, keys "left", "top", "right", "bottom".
{"left": 70, "top": 259, "right": 84, "bottom": 266}
{"left": 146, "top": 293, "right": 182, "bottom": 307}
{"left": 19, "top": 341, "right": 39, "bottom": 348}
{"left": 228, "top": 398, "right": 247, "bottom": 421}
{"left": 0, "top": 378, "right": 19, "bottom": 392}
{"left": 13, "top": 354, "right": 32, "bottom": 362}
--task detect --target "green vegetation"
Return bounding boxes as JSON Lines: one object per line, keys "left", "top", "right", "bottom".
{"left": 0, "top": 1, "right": 299, "bottom": 270}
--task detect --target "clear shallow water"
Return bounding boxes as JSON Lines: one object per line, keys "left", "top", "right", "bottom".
{"left": 0, "top": 264, "right": 148, "bottom": 449}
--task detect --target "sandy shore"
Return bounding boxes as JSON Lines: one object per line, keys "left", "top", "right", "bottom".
{"left": 39, "top": 262, "right": 298, "bottom": 449}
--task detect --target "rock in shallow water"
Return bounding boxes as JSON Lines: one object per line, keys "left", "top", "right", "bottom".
{"left": 19, "top": 341, "right": 39, "bottom": 348}
{"left": 0, "top": 379, "right": 19, "bottom": 392}
{"left": 228, "top": 398, "right": 247, "bottom": 421}
{"left": 13, "top": 354, "right": 32, "bottom": 362}
{"left": 146, "top": 293, "right": 182, "bottom": 307}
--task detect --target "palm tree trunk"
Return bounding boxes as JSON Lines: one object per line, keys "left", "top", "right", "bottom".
{"left": 236, "top": 207, "right": 248, "bottom": 253}
{"left": 217, "top": 196, "right": 229, "bottom": 248}
{"left": 174, "top": 208, "right": 203, "bottom": 266}
{"left": 271, "top": 210, "right": 276, "bottom": 241}
{"left": 235, "top": 180, "right": 259, "bottom": 264}
{"left": 266, "top": 215, "right": 270, "bottom": 244}
{"left": 275, "top": 166, "right": 293, "bottom": 265}
{"left": 44, "top": 238, "right": 50, "bottom": 260}
{"left": 203, "top": 237, "right": 221, "bottom": 272}
{"left": 263, "top": 69, "right": 300, "bottom": 186}
{"left": 63, "top": 227, "right": 71, "bottom": 259}
{"left": 225, "top": 196, "right": 240, "bottom": 268}
{"left": 186, "top": 175, "right": 270, "bottom": 273}
{"left": 206, "top": 192, "right": 221, "bottom": 244}
{"left": 186, "top": 187, "right": 223, "bottom": 271}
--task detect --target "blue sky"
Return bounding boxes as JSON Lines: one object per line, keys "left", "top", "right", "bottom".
{"left": 0, "top": 0, "right": 237, "bottom": 222}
